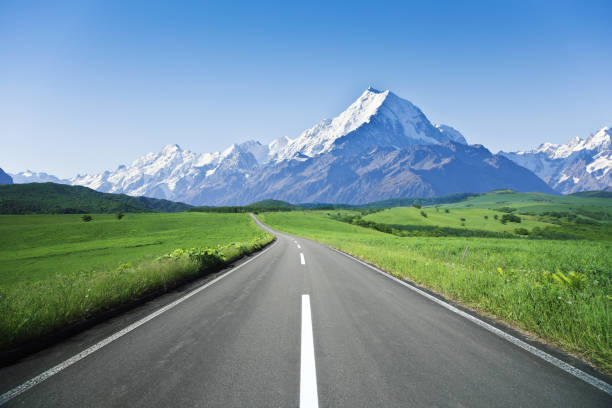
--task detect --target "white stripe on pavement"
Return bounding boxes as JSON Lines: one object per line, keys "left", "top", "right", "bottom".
{"left": 0, "top": 243, "right": 276, "bottom": 406}
{"left": 300, "top": 253, "right": 305, "bottom": 265}
{"left": 300, "top": 295, "right": 319, "bottom": 408}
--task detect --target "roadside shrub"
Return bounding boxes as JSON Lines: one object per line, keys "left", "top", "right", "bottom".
{"left": 514, "top": 227, "right": 529, "bottom": 235}
{"left": 158, "top": 247, "right": 226, "bottom": 271}
{"left": 552, "top": 270, "right": 586, "bottom": 292}
{"left": 81, "top": 215, "right": 93, "bottom": 222}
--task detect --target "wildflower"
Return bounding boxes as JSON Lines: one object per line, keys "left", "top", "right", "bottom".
{"left": 567, "top": 301, "right": 572, "bottom": 305}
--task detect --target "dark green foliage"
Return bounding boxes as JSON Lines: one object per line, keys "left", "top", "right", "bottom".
{"left": 494, "top": 214, "right": 498, "bottom": 220}
{"left": 460, "top": 218, "right": 466, "bottom": 222}
{"left": 484, "top": 215, "right": 488, "bottom": 219}
{"left": 81, "top": 215, "right": 93, "bottom": 222}
{"left": 0, "top": 183, "right": 191, "bottom": 214}
{"left": 501, "top": 213, "right": 522, "bottom": 223}
{"left": 444, "top": 209, "right": 450, "bottom": 213}
{"left": 412, "top": 203, "right": 422, "bottom": 209}
{"left": 116, "top": 212, "right": 125, "bottom": 220}
{"left": 248, "top": 199, "right": 297, "bottom": 209}
{"left": 496, "top": 207, "right": 517, "bottom": 213}
{"left": 569, "top": 191, "right": 612, "bottom": 198}
{"left": 420, "top": 210, "right": 427, "bottom": 218}
{"left": 329, "top": 213, "right": 517, "bottom": 238}
{"left": 359, "top": 192, "right": 478, "bottom": 209}
{"left": 514, "top": 227, "right": 529, "bottom": 235}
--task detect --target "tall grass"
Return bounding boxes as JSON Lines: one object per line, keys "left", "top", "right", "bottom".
{"left": 0, "top": 234, "right": 273, "bottom": 350}
{"left": 260, "top": 211, "right": 612, "bottom": 373}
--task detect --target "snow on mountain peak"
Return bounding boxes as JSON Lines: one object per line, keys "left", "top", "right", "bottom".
{"left": 539, "top": 126, "right": 610, "bottom": 159}
{"left": 267, "top": 88, "right": 466, "bottom": 162}
{"left": 501, "top": 125, "right": 612, "bottom": 194}
{"left": 161, "top": 144, "right": 181, "bottom": 154}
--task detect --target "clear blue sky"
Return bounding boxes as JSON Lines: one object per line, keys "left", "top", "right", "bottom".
{"left": 1, "top": 0, "right": 611, "bottom": 178}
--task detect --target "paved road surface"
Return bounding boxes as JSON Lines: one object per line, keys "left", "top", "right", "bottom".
{"left": 0, "top": 215, "right": 610, "bottom": 407}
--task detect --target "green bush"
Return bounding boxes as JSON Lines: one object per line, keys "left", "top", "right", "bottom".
{"left": 514, "top": 227, "right": 529, "bottom": 235}
{"left": 412, "top": 203, "right": 422, "bottom": 209}
{"left": 420, "top": 210, "right": 427, "bottom": 218}
{"left": 501, "top": 213, "right": 522, "bottom": 224}
{"left": 81, "top": 215, "right": 93, "bottom": 222}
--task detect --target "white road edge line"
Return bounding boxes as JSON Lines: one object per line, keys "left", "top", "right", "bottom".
{"left": 300, "top": 253, "right": 306, "bottom": 265}
{"left": 300, "top": 295, "right": 319, "bottom": 408}
{"left": 0, "top": 243, "right": 276, "bottom": 406}
{"left": 297, "top": 244, "right": 301, "bottom": 249}
{"left": 327, "top": 246, "right": 612, "bottom": 396}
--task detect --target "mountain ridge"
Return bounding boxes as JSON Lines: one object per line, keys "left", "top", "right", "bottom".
{"left": 9, "top": 87, "right": 604, "bottom": 204}
{"left": 500, "top": 126, "right": 611, "bottom": 194}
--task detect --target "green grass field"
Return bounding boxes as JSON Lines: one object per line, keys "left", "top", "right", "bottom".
{"left": 0, "top": 213, "right": 273, "bottom": 349}
{"left": 363, "top": 206, "right": 553, "bottom": 233}
{"left": 259, "top": 211, "right": 612, "bottom": 372}
{"left": 441, "top": 190, "right": 612, "bottom": 219}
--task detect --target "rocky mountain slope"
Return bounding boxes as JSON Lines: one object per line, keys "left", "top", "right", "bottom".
{"left": 0, "top": 168, "right": 13, "bottom": 185}
{"left": 500, "top": 126, "right": 611, "bottom": 194}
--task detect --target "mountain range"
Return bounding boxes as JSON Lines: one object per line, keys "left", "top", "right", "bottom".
{"left": 7, "top": 88, "right": 609, "bottom": 204}
{"left": 499, "top": 126, "right": 611, "bottom": 194}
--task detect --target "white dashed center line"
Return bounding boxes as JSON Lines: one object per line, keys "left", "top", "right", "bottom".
{"left": 300, "top": 295, "right": 319, "bottom": 408}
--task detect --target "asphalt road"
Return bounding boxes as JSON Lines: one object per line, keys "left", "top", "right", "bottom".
{"left": 0, "top": 215, "right": 610, "bottom": 407}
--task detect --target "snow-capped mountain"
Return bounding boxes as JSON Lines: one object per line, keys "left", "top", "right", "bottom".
{"left": 268, "top": 87, "right": 466, "bottom": 162}
{"left": 9, "top": 87, "right": 562, "bottom": 204}
{"left": 185, "top": 142, "right": 553, "bottom": 205}
{"left": 65, "top": 87, "right": 478, "bottom": 203}
{"left": 500, "top": 126, "right": 612, "bottom": 194}
{"left": 9, "top": 170, "right": 70, "bottom": 184}
{"left": 70, "top": 141, "right": 263, "bottom": 201}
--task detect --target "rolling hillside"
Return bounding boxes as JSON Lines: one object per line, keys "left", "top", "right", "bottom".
{"left": 0, "top": 183, "right": 191, "bottom": 214}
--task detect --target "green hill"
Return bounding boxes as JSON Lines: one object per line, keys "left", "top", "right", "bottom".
{"left": 0, "top": 183, "right": 191, "bottom": 214}
{"left": 439, "top": 190, "right": 612, "bottom": 220}
{"left": 569, "top": 191, "right": 612, "bottom": 198}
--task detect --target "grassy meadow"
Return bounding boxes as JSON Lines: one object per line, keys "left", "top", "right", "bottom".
{"left": 258, "top": 210, "right": 612, "bottom": 372}
{"left": 442, "top": 190, "right": 612, "bottom": 219}
{"left": 0, "top": 213, "right": 273, "bottom": 350}
{"left": 363, "top": 206, "right": 552, "bottom": 233}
